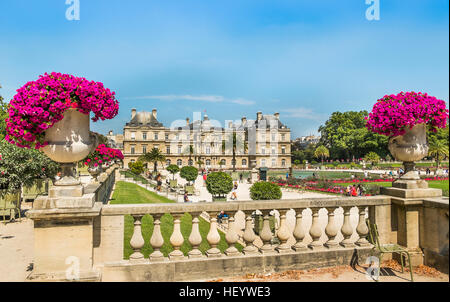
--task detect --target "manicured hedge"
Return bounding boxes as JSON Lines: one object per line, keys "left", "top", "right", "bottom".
{"left": 250, "top": 181, "right": 282, "bottom": 200}
{"left": 206, "top": 172, "right": 233, "bottom": 197}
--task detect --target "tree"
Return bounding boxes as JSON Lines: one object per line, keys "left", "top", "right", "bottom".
{"left": 139, "top": 148, "right": 166, "bottom": 172}
{"left": 428, "top": 139, "right": 449, "bottom": 168}
{"left": 314, "top": 145, "right": 330, "bottom": 165}
{"left": 180, "top": 166, "right": 198, "bottom": 185}
{"left": 166, "top": 164, "right": 180, "bottom": 180}
{"left": 293, "top": 159, "right": 301, "bottom": 166}
{"left": 250, "top": 182, "right": 282, "bottom": 200}
{"left": 364, "top": 152, "right": 381, "bottom": 167}
{"left": 0, "top": 87, "right": 7, "bottom": 141}
{"left": 0, "top": 140, "right": 59, "bottom": 193}
{"left": 128, "top": 161, "right": 144, "bottom": 175}
{"left": 205, "top": 172, "right": 233, "bottom": 198}
{"left": 318, "top": 111, "right": 388, "bottom": 160}
{"left": 223, "top": 131, "right": 247, "bottom": 172}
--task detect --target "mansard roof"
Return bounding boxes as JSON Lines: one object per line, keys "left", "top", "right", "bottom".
{"left": 126, "top": 111, "right": 164, "bottom": 127}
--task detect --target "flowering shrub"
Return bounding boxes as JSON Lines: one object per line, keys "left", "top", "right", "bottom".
{"left": 83, "top": 144, "right": 123, "bottom": 168}
{"left": 365, "top": 92, "right": 448, "bottom": 137}
{"left": 5, "top": 72, "right": 119, "bottom": 149}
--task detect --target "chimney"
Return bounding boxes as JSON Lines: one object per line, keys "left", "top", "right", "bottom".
{"left": 131, "top": 108, "right": 137, "bottom": 119}
{"left": 152, "top": 108, "right": 157, "bottom": 119}
{"left": 186, "top": 117, "right": 190, "bottom": 126}
{"left": 241, "top": 116, "right": 247, "bottom": 124}
{"left": 274, "top": 112, "right": 280, "bottom": 119}
{"left": 257, "top": 111, "right": 262, "bottom": 120}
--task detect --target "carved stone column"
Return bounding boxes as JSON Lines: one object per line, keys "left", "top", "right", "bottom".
{"left": 149, "top": 214, "right": 165, "bottom": 261}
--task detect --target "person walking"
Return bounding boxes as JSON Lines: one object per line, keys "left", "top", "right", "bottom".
{"left": 156, "top": 173, "right": 162, "bottom": 192}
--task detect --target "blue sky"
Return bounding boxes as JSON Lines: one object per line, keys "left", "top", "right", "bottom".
{"left": 0, "top": 0, "right": 448, "bottom": 137}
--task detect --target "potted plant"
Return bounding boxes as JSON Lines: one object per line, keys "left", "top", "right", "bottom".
{"left": 180, "top": 166, "right": 198, "bottom": 194}
{"left": 5, "top": 72, "right": 119, "bottom": 186}
{"left": 83, "top": 144, "right": 123, "bottom": 183}
{"left": 366, "top": 91, "right": 448, "bottom": 178}
{"left": 166, "top": 164, "right": 180, "bottom": 188}
{"left": 205, "top": 172, "right": 233, "bottom": 201}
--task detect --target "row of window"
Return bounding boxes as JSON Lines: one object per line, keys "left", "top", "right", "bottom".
{"left": 129, "top": 145, "right": 287, "bottom": 155}
{"left": 129, "top": 132, "right": 288, "bottom": 141}
{"left": 129, "top": 158, "right": 286, "bottom": 167}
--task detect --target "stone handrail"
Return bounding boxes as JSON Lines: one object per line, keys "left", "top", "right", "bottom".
{"left": 99, "top": 195, "right": 390, "bottom": 262}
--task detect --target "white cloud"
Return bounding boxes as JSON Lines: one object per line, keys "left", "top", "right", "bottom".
{"left": 124, "top": 94, "right": 255, "bottom": 105}
{"left": 279, "top": 107, "right": 325, "bottom": 121}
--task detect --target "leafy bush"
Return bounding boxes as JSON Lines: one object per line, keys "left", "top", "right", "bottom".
{"left": 206, "top": 172, "right": 233, "bottom": 197}
{"left": 180, "top": 166, "right": 198, "bottom": 184}
{"left": 166, "top": 164, "right": 180, "bottom": 180}
{"left": 128, "top": 161, "right": 144, "bottom": 175}
{"left": 250, "top": 182, "right": 282, "bottom": 200}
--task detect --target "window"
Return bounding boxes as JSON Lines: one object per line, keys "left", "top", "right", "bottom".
{"left": 176, "top": 133, "right": 180, "bottom": 141}
{"left": 242, "top": 159, "right": 247, "bottom": 166}
{"left": 261, "top": 159, "right": 266, "bottom": 167}
{"left": 261, "top": 147, "right": 266, "bottom": 155}
{"left": 220, "top": 159, "right": 226, "bottom": 166}
{"left": 281, "top": 159, "right": 286, "bottom": 167}
{"left": 206, "top": 146, "right": 210, "bottom": 154}
{"left": 154, "top": 145, "right": 159, "bottom": 150}
{"left": 142, "top": 145, "right": 147, "bottom": 154}
{"left": 271, "top": 146, "right": 276, "bottom": 155}
{"left": 142, "top": 132, "right": 147, "bottom": 140}
{"left": 177, "top": 159, "right": 182, "bottom": 166}
{"left": 271, "top": 132, "right": 276, "bottom": 142}
{"left": 282, "top": 146, "right": 286, "bottom": 155}
{"left": 178, "top": 146, "right": 182, "bottom": 154}
{"left": 131, "top": 145, "right": 135, "bottom": 154}
{"left": 281, "top": 134, "right": 285, "bottom": 141}
{"left": 165, "top": 134, "right": 169, "bottom": 140}
{"left": 166, "top": 146, "right": 170, "bottom": 154}
{"left": 188, "top": 159, "right": 193, "bottom": 166}
{"left": 154, "top": 133, "right": 158, "bottom": 140}
{"left": 131, "top": 132, "right": 136, "bottom": 140}
{"left": 272, "top": 158, "right": 276, "bottom": 167}
{"left": 166, "top": 159, "right": 171, "bottom": 166}
{"left": 261, "top": 133, "right": 266, "bottom": 141}
{"left": 206, "top": 159, "right": 211, "bottom": 166}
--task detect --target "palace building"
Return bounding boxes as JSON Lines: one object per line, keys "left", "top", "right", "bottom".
{"left": 120, "top": 109, "right": 291, "bottom": 170}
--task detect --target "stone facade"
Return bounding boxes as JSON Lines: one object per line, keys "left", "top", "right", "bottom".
{"left": 122, "top": 109, "right": 291, "bottom": 170}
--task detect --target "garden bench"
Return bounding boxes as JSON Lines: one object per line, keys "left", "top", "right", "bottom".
{"left": 0, "top": 190, "right": 21, "bottom": 223}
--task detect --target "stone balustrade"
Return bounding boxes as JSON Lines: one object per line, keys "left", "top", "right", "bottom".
{"left": 100, "top": 196, "right": 390, "bottom": 262}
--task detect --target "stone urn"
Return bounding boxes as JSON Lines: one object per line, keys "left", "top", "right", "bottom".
{"left": 88, "top": 166, "right": 102, "bottom": 183}
{"left": 388, "top": 123, "right": 428, "bottom": 180}
{"left": 41, "top": 108, "right": 98, "bottom": 186}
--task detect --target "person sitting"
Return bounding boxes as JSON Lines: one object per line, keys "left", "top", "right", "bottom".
{"left": 184, "top": 192, "right": 190, "bottom": 203}
{"left": 217, "top": 211, "right": 228, "bottom": 224}
{"left": 351, "top": 185, "right": 358, "bottom": 197}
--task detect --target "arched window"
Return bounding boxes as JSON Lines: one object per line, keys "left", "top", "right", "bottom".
{"left": 242, "top": 159, "right": 247, "bottom": 166}
{"left": 281, "top": 159, "right": 286, "bottom": 167}
{"left": 177, "top": 159, "right": 182, "bottom": 166}
{"left": 220, "top": 159, "right": 226, "bottom": 166}
{"left": 188, "top": 159, "right": 193, "bottom": 166}
{"left": 166, "top": 159, "right": 171, "bottom": 166}
{"left": 206, "top": 159, "right": 211, "bottom": 166}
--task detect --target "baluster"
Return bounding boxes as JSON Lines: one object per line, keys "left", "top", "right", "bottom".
{"left": 340, "top": 206, "right": 355, "bottom": 248}
{"left": 129, "top": 215, "right": 145, "bottom": 261}
{"left": 356, "top": 206, "right": 370, "bottom": 246}
{"left": 188, "top": 212, "right": 204, "bottom": 258}
{"left": 243, "top": 210, "right": 259, "bottom": 255}
{"left": 225, "top": 211, "right": 240, "bottom": 256}
{"left": 169, "top": 214, "right": 185, "bottom": 260}
{"left": 206, "top": 211, "right": 222, "bottom": 257}
{"left": 149, "top": 214, "right": 165, "bottom": 261}
{"left": 292, "top": 208, "right": 307, "bottom": 251}
{"left": 308, "top": 208, "right": 323, "bottom": 250}
{"left": 275, "top": 209, "right": 292, "bottom": 253}
{"left": 324, "top": 207, "right": 339, "bottom": 248}
{"left": 260, "top": 210, "right": 275, "bottom": 254}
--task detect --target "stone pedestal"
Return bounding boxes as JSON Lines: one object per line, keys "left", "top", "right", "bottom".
{"left": 26, "top": 188, "right": 102, "bottom": 281}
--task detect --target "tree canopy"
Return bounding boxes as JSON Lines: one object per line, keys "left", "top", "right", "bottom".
{"left": 139, "top": 148, "right": 166, "bottom": 172}
{"left": 318, "top": 111, "right": 388, "bottom": 160}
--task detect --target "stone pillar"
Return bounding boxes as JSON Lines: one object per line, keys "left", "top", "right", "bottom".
{"left": 381, "top": 180, "right": 443, "bottom": 267}
{"left": 27, "top": 193, "right": 102, "bottom": 281}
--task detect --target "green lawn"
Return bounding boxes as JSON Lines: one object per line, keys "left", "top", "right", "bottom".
{"left": 119, "top": 170, "right": 153, "bottom": 185}
{"left": 111, "top": 181, "right": 243, "bottom": 259}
